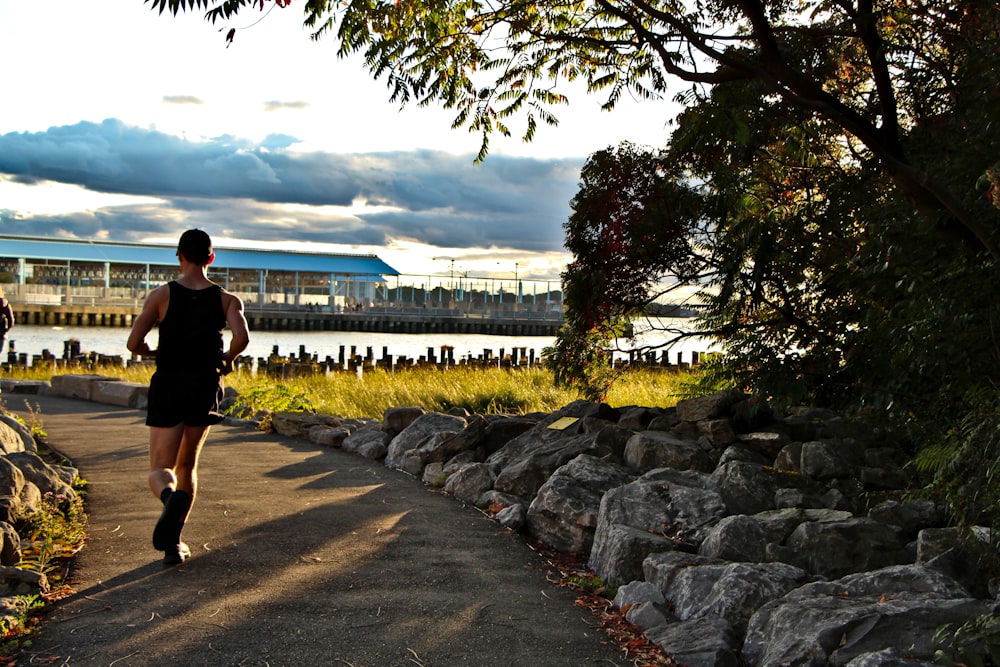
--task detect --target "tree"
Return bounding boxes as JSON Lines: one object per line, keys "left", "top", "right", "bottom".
{"left": 152, "top": 0, "right": 999, "bottom": 261}
{"left": 552, "top": 33, "right": 1000, "bottom": 555}
{"left": 153, "top": 0, "right": 1000, "bottom": 541}
{"left": 547, "top": 142, "right": 708, "bottom": 400}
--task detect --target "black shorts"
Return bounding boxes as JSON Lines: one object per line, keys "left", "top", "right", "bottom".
{"left": 146, "top": 371, "right": 225, "bottom": 428}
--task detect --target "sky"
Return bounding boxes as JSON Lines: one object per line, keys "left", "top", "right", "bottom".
{"left": 0, "top": 0, "right": 679, "bottom": 281}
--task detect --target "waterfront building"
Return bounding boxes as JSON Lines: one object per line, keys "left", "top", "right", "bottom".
{"left": 0, "top": 235, "right": 565, "bottom": 334}
{"left": 0, "top": 234, "right": 397, "bottom": 310}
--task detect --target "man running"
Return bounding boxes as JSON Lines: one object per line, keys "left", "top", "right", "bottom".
{"left": 127, "top": 229, "right": 250, "bottom": 565}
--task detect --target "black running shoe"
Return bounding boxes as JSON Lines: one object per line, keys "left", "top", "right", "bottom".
{"left": 153, "top": 489, "right": 192, "bottom": 551}
{"left": 163, "top": 542, "right": 191, "bottom": 566}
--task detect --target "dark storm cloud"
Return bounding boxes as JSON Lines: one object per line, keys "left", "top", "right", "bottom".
{"left": 0, "top": 119, "right": 582, "bottom": 252}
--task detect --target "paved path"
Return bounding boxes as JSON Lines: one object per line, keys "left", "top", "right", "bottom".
{"left": 10, "top": 394, "right": 625, "bottom": 667}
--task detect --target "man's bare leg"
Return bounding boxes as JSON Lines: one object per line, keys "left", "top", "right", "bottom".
{"left": 149, "top": 424, "right": 210, "bottom": 559}
{"left": 149, "top": 424, "right": 183, "bottom": 500}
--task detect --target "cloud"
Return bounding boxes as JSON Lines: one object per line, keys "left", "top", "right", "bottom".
{"left": 162, "top": 95, "right": 204, "bottom": 105}
{"left": 264, "top": 100, "right": 310, "bottom": 111}
{"left": 0, "top": 119, "right": 583, "bottom": 253}
{"left": 260, "top": 134, "right": 300, "bottom": 151}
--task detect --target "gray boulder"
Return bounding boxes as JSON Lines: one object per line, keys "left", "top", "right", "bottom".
{"left": 614, "top": 580, "right": 669, "bottom": 617}
{"left": 717, "top": 444, "right": 770, "bottom": 467}
{"left": 0, "top": 416, "right": 34, "bottom": 453}
{"left": 648, "top": 412, "right": 682, "bottom": 432}
{"left": 624, "top": 430, "right": 715, "bottom": 474}
{"left": 0, "top": 457, "right": 25, "bottom": 498}
{"left": 665, "top": 560, "right": 816, "bottom": 633}
{"left": 846, "top": 648, "right": 937, "bottom": 667}
{"left": 618, "top": 406, "right": 667, "bottom": 430}
{"left": 773, "top": 487, "right": 825, "bottom": 509}
{"left": 698, "top": 419, "right": 737, "bottom": 448}
{"left": 422, "top": 462, "right": 446, "bottom": 486}
{"left": 743, "top": 566, "right": 996, "bottom": 667}
{"left": 19, "top": 481, "right": 42, "bottom": 517}
{"left": 710, "top": 461, "right": 793, "bottom": 515}
{"left": 0, "top": 566, "right": 49, "bottom": 596}
{"left": 698, "top": 514, "right": 768, "bottom": 563}
{"left": 0, "top": 457, "right": 25, "bottom": 524}
{"left": 675, "top": 390, "right": 744, "bottom": 423}
{"left": 525, "top": 454, "right": 633, "bottom": 554}
{"left": 6, "top": 452, "right": 77, "bottom": 499}
{"left": 443, "top": 463, "right": 495, "bottom": 504}
{"left": 0, "top": 420, "right": 26, "bottom": 456}
{"left": 269, "top": 412, "right": 341, "bottom": 438}
{"left": 800, "top": 440, "right": 855, "bottom": 480}
{"left": 485, "top": 401, "right": 616, "bottom": 474}
{"left": 588, "top": 469, "right": 727, "bottom": 586}
{"left": 443, "top": 414, "right": 537, "bottom": 461}
{"left": 644, "top": 550, "right": 721, "bottom": 593}
{"left": 494, "top": 503, "right": 527, "bottom": 530}
{"left": 644, "top": 617, "right": 741, "bottom": 667}
{"left": 868, "top": 499, "right": 945, "bottom": 538}
{"left": 773, "top": 441, "right": 803, "bottom": 472}
{"left": 0, "top": 522, "right": 20, "bottom": 566}
{"left": 753, "top": 507, "right": 855, "bottom": 543}
{"left": 309, "top": 425, "right": 351, "bottom": 448}
{"left": 740, "top": 431, "right": 792, "bottom": 460}
{"left": 382, "top": 406, "right": 425, "bottom": 436}
{"left": 490, "top": 432, "right": 615, "bottom": 502}
{"left": 478, "top": 490, "right": 523, "bottom": 512}
{"left": 341, "top": 428, "right": 388, "bottom": 461}
{"left": 916, "top": 526, "right": 995, "bottom": 598}
{"left": 384, "top": 412, "right": 468, "bottom": 474}
{"left": 783, "top": 517, "right": 910, "bottom": 578}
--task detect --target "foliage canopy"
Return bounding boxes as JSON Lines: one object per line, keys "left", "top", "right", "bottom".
{"left": 151, "top": 1, "right": 1000, "bottom": 544}
{"left": 148, "top": 0, "right": 1000, "bottom": 261}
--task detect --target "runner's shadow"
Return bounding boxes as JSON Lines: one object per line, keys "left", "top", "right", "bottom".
{"left": 69, "top": 559, "right": 182, "bottom": 600}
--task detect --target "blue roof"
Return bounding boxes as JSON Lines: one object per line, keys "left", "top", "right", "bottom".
{"left": 0, "top": 235, "right": 399, "bottom": 276}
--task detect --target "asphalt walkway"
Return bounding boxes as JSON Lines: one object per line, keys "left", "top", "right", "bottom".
{"left": 9, "top": 394, "right": 625, "bottom": 667}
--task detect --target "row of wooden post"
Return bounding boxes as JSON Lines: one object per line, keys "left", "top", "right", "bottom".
{"left": 2, "top": 341, "right": 706, "bottom": 376}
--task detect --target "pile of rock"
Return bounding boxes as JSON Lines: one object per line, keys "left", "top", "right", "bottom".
{"left": 0, "top": 409, "right": 81, "bottom": 614}
{"left": 4, "top": 374, "right": 996, "bottom": 665}
{"left": 267, "top": 389, "right": 999, "bottom": 667}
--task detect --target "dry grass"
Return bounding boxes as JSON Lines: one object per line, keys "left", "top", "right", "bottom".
{"left": 2, "top": 363, "right": 697, "bottom": 419}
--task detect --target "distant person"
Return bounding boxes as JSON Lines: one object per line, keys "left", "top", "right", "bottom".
{"left": 0, "top": 288, "right": 13, "bottom": 357}
{"left": 127, "top": 229, "right": 250, "bottom": 566}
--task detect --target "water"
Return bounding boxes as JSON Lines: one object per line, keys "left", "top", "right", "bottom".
{"left": 5, "top": 319, "right": 713, "bottom": 366}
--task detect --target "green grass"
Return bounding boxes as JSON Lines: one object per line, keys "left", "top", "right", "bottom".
{"left": 2, "top": 363, "right": 697, "bottom": 418}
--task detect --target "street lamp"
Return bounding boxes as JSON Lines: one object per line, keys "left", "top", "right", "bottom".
{"left": 433, "top": 257, "right": 457, "bottom": 307}
{"left": 515, "top": 262, "right": 520, "bottom": 305}
{"left": 433, "top": 258, "right": 456, "bottom": 285}
{"left": 501, "top": 262, "right": 521, "bottom": 304}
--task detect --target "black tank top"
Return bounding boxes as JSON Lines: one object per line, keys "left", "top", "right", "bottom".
{"left": 156, "top": 282, "right": 226, "bottom": 375}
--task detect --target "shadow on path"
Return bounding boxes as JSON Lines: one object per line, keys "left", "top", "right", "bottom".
{"left": 11, "top": 394, "right": 625, "bottom": 667}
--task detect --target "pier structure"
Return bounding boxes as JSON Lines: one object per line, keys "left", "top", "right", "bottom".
{"left": 6, "top": 303, "right": 562, "bottom": 336}
{"left": 0, "top": 234, "right": 565, "bottom": 334}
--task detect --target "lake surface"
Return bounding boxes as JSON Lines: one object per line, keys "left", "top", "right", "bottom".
{"left": 5, "top": 320, "right": 714, "bottom": 366}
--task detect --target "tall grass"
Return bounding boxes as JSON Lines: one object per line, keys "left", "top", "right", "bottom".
{"left": 2, "top": 364, "right": 697, "bottom": 418}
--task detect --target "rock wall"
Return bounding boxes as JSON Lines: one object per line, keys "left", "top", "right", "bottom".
{"left": 0, "top": 402, "right": 81, "bottom": 609}
{"left": 284, "top": 390, "right": 998, "bottom": 667}
{"left": 10, "top": 375, "right": 999, "bottom": 666}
